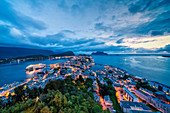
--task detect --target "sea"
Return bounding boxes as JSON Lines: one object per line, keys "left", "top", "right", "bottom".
{"left": 0, "top": 59, "right": 66, "bottom": 87}
{"left": 0, "top": 55, "right": 170, "bottom": 87}
{"left": 92, "top": 55, "right": 170, "bottom": 87}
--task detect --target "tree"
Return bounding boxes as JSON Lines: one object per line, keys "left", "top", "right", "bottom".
{"left": 40, "top": 106, "right": 50, "bottom": 113}
{"left": 14, "top": 85, "right": 25, "bottom": 101}
{"left": 77, "top": 75, "right": 84, "bottom": 83}
{"left": 44, "top": 79, "right": 64, "bottom": 93}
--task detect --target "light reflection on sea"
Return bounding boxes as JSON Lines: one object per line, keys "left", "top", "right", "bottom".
{"left": 0, "top": 59, "right": 66, "bottom": 86}
{"left": 92, "top": 55, "right": 170, "bottom": 86}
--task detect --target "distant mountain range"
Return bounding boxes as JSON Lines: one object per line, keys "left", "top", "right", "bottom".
{"left": 0, "top": 47, "right": 55, "bottom": 59}
{"left": 50, "top": 51, "right": 75, "bottom": 57}
{"left": 91, "top": 51, "right": 108, "bottom": 55}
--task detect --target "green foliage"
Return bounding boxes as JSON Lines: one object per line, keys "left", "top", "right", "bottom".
{"left": 85, "top": 78, "right": 93, "bottom": 88}
{"left": 107, "top": 80, "right": 113, "bottom": 86}
{"left": 136, "top": 81, "right": 156, "bottom": 92}
{"left": 44, "top": 79, "right": 65, "bottom": 93}
{"left": 76, "top": 75, "right": 84, "bottom": 83}
{"left": 14, "top": 85, "right": 25, "bottom": 102}
{"left": 103, "top": 77, "right": 109, "bottom": 80}
{"left": 97, "top": 81, "right": 123, "bottom": 113}
{"left": 1, "top": 77, "right": 109, "bottom": 113}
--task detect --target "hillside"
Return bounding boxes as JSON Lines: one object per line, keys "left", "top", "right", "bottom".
{"left": 0, "top": 47, "right": 55, "bottom": 59}
{"left": 0, "top": 76, "right": 109, "bottom": 113}
{"left": 51, "top": 51, "right": 75, "bottom": 57}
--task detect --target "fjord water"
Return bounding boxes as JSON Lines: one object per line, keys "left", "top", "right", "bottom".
{"left": 0, "top": 56, "right": 170, "bottom": 87}
{"left": 0, "top": 59, "right": 66, "bottom": 86}
{"left": 93, "top": 55, "right": 170, "bottom": 86}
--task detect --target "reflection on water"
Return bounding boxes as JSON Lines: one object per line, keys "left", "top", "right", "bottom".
{"left": 0, "top": 59, "right": 66, "bottom": 86}
{"left": 93, "top": 55, "right": 170, "bottom": 86}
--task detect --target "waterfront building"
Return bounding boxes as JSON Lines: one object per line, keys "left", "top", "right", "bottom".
{"left": 147, "top": 95, "right": 170, "bottom": 113}
{"left": 149, "top": 81, "right": 170, "bottom": 95}
{"left": 135, "top": 88, "right": 170, "bottom": 113}
{"left": 120, "top": 101, "right": 151, "bottom": 113}
{"left": 135, "top": 89, "right": 149, "bottom": 102}
{"left": 129, "top": 110, "right": 154, "bottom": 113}
{"left": 123, "top": 87, "right": 139, "bottom": 102}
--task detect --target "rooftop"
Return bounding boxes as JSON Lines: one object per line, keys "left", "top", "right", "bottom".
{"left": 130, "top": 110, "right": 154, "bottom": 113}
{"left": 120, "top": 101, "right": 151, "bottom": 110}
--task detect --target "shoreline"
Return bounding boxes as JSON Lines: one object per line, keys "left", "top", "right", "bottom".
{"left": 95, "top": 63, "right": 170, "bottom": 88}
{"left": 0, "top": 55, "right": 169, "bottom": 91}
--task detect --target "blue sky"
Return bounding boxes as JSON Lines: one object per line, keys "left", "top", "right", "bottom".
{"left": 0, "top": 0, "right": 170, "bottom": 54}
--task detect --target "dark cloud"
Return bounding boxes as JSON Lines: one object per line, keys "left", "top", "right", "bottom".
{"left": 87, "top": 42, "right": 105, "bottom": 46}
{"left": 0, "top": 0, "right": 46, "bottom": 30}
{"left": 0, "top": 0, "right": 170, "bottom": 53}
{"left": 0, "top": 25, "right": 22, "bottom": 44}
{"left": 116, "top": 38, "right": 124, "bottom": 44}
{"left": 128, "top": 0, "right": 153, "bottom": 14}
{"left": 80, "top": 45, "right": 130, "bottom": 52}
{"left": 128, "top": 0, "right": 170, "bottom": 14}
{"left": 29, "top": 31, "right": 97, "bottom": 47}
{"left": 157, "top": 44, "right": 170, "bottom": 52}
{"left": 121, "top": 10, "right": 170, "bottom": 36}
{"left": 150, "top": 30, "right": 164, "bottom": 36}
{"left": 94, "top": 22, "right": 112, "bottom": 32}
{"left": 127, "top": 0, "right": 170, "bottom": 36}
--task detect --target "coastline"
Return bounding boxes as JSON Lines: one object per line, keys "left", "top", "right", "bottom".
{"left": 95, "top": 63, "right": 170, "bottom": 88}
{"left": 0, "top": 56, "right": 169, "bottom": 89}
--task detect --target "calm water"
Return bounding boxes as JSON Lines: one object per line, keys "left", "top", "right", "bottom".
{"left": 93, "top": 55, "right": 170, "bottom": 86}
{"left": 0, "top": 56, "right": 170, "bottom": 87}
{"left": 0, "top": 59, "right": 66, "bottom": 86}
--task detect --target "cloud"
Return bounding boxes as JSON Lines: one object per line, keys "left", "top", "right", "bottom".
{"left": 157, "top": 44, "right": 170, "bottom": 52}
{"left": 128, "top": 0, "right": 170, "bottom": 14}
{"left": 0, "top": 0, "right": 170, "bottom": 53}
{"left": 116, "top": 38, "right": 124, "bottom": 44}
{"left": 0, "top": 0, "right": 46, "bottom": 30}
{"left": 150, "top": 30, "right": 164, "bottom": 36}
{"left": 10, "top": 28, "right": 22, "bottom": 36}
{"left": 107, "top": 35, "right": 170, "bottom": 50}
{"left": 94, "top": 23, "right": 112, "bottom": 32}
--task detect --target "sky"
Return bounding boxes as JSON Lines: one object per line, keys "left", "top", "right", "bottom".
{"left": 0, "top": 0, "right": 170, "bottom": 54}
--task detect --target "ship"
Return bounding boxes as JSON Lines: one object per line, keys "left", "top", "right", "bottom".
{"left": 25, "top": 63, "right": 46, "bottom": 75}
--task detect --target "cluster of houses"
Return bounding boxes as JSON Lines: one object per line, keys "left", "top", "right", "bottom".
{"left": 0, "top": 55, "right": 170, "bottom": 113}
{"left": 98, "top": 65, "right": 170, "bottom": 113}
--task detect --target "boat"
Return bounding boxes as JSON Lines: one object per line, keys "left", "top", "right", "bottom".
{"left": 26, "top": 63, "right": 46, "bottom": 75}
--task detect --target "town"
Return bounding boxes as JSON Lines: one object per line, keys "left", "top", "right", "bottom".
{"left": 0, "top": 55, "right": 170, "bottom": 113}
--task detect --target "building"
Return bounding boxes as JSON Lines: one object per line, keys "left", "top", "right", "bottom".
{"left": 123, "top": 87, "right": 139, "bottom": 102}
{"left": 135, "top": 89, "right": 149, "bottom": 102}
{"left": 104, "top": 95, "right": 113, "bottom": 106}
{"left": 120, "top": 101, "right": 151, "bottom": 113}
{"left": 93, "top": 92, "right": 100, "bottom": 102}
{"left": 129, "top": 110, "right": 154, "bottom": 113}
{"left": 135, "top": 88, "right": 170, "bottom": 113}
{"left": 147, "top": 95, "right": 170, "bottom": 113}
{"left": 149, "top": 81, "right": 170, "bottom": 95}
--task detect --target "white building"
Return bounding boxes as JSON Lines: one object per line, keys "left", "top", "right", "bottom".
{"left": 120, "top": 101, "right": 151, "bottom": 113}
{"left": 123, "top": 87, "right": 139, "bottom": 102}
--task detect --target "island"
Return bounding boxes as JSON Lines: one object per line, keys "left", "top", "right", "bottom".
{"left": 91, "top": 51, "right": 108, "bottom": 55}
